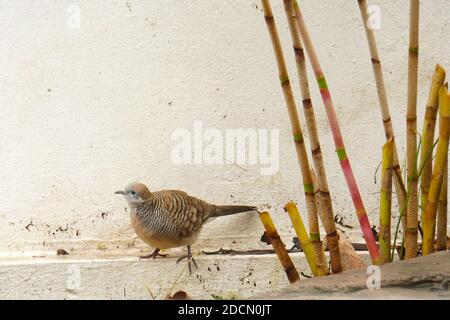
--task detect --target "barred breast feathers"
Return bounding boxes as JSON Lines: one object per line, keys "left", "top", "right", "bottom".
{"left": 135, "top": 190, "right": 214, "bottom": 241}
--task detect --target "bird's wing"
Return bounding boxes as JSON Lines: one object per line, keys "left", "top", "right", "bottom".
{"left": 151, "top": 190, "right": 215, "bottom": 238}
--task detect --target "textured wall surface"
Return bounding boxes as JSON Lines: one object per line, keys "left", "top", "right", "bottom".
{"left": 1, "top": 0, "right": 449, "bottom": 254}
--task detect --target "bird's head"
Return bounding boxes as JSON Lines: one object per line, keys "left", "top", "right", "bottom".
{"left": 115, "top": 182, "right": 151, "bottom": 206}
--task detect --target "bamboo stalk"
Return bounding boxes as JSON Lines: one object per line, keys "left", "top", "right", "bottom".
{"left": 357, "top": 0, "right": 407, "bottom": 234}
{"left": 379, "top": 138, "right": 394, "bottom": 264}
{"left": 282, "top": 0, "right": 341, "bottom": 273}
{"left": 422, "top": 84, "right": 450, "bottom": 255}
{"left": 436, "top": 157, "right": 448, "bottom": 251}
{"left": 304, "top": 190, "right": 322, "bottom": 265}
{"left": 420, "top": 65, "right": 446, "bottom": 220}
{"left": 260, "top": 0, "right": 327, "bottom": 269}
{"left": 392, "top": 135, "right": 439, "bottom": 260}
{"left": 405, "top": 0, "right": 420, "bottom": 259}
{"left": 259, "top": 211, "right": 300, "bottom": 283}
{"left": 285, "top": 202, "right": 324, "bottom": 277}
{"left": 304, "top": 170, "right": 327, "bottom": 274}
{"left": 311, "top": 168, "right": 330, "bottom": 275}
{"left": 293, "top": 0, "right": 379, "bottom": 263}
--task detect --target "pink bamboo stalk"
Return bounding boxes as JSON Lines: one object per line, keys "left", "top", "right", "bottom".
{"left": 293, "top": 0, "right": 379, "bottom": 263}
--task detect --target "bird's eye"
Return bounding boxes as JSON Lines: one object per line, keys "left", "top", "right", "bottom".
{"left": 130, "top": 191, "right": 136, "bottom": 196}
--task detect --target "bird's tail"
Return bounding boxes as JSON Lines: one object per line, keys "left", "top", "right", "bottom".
{"left": 212, "top": 205, "right": 257, "bottom": 217}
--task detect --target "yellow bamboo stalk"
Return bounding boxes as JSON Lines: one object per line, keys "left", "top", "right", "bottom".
{"left": 281, "top": 0, "right": 341, "bottom": 273}
{"left": 285, "top": 202, "right": 324, "bottom": 277}
{"left": 405, "top": 0, "right": 420, "bottom": 259}
{"left": 422, "top": 84, "right": 450, "bottom": 255}
{"left": 259, "top": 211, "right": 300, "bottom": 283}
{"left": 420, "top": 65, "right": 446, "bottom": 221}
{"left": 358, "top": 0, "right": 407, "bottom": 234}
{"left": 436, "top": 157, "right": 448, "bottom": 251}
{"left": 379, "top": 138, "right": 394, "bottom": 264}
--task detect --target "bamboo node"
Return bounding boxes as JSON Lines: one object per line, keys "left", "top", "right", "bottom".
{"left": 409, "top": 47, "right": 419, "bottom": 54}
{"left": 310, "top": 233, "right": 320, "bottom": 241}
{"left": 336, "top": 148, "right": 347, "bottom": 161}
{"left": 405, "top": 226, "right": 418, "bottom": 233}
{"left": 302, "top": 98, "right": 312, "bottom": 108}
{"left": 303, "top": 183, "right": 314, "bottom": 194}
{"left": 293, "top": 132, "right": 303, "bottom": 142}
{"left": 264, "top": 15, "right": 274, "bottom": 23}
{"left": 327, "top": 230, "right": 338, "bottom": 238}
{"left": 311, "top": 145, "right": 321, "bottom": 155}
{"left": 316, "top": 76, "right": 328, "bottom": 90}
{"left": 371, "top": 58, "right": 381, "bottom": 64}
{"left": 293, "top": 46, "right": 304, "bottom": 57}
{"left": 279, "top": 75, "right": 290, "bottom": 86}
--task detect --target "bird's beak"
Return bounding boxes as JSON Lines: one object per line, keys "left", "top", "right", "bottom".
{"left": 115, "top": 190, "right": 125, "bottom": 195}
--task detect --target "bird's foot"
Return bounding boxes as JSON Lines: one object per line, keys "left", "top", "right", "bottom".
{"left": 176, "top": 245, "right": 198, "bottom": 275}
{"left": 139, "top": 248, "right": 168, "bottom": 260}
{"left": 176, "top": 255, "right": 198, "bottom": 275}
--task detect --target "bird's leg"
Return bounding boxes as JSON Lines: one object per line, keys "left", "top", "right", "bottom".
{"left": 139, "top": 248, "right": 168, "bottom": 260}
{"left": 176, "top": 245, "right": 198, "bottom": 275}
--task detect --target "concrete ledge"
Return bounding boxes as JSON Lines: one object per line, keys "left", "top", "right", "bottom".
{"left": 4, "top": 248, "right": 446, "bottom": 300}
{"left": 0, "top": 250, "right": 315, "bottom": 299}
{"left": 255, "top": 251, "right": 450, "bottom": 300}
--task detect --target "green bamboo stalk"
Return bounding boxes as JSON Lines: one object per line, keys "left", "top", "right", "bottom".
{"left": 420, "top": 65, "right": 446, "bottom": 221}
{"left": 293, "top": 0, "right": 379, "bottom": 263}
{"left": 379, "top": 138, "right": 394, "bottom": 264}
{"left": 282, "top": 0, "right": 341, "bottom": 273}
{"left": 357, "top": 0, "right": 407, "bottom": 235}
{"left": 285, "top": 202, "right": 324, "bottom": 277}
{"left": 391, "top": 137, "right": 439, "bottom": 260}
{"left": 259, "top": 211, "right": 300, "bottom": 283}
{"left": 436, "top": 157, "right": 448, "bottom": 251}
{"left": 422, "top": 84, "right": 450, "bottom": 255}
{"left": 405, "top": 0, "right": 420, "bottom": 259}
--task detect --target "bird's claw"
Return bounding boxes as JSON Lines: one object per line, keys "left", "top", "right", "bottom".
{"left": 177, "top": 254, "right": 198, "bottom": 275}
{"left": 139, "top": 248, "right": 168, "bottom": 260}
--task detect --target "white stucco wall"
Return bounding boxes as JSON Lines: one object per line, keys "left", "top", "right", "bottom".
{"left": 1, "top": 0, "right": 449, "bottom": 255}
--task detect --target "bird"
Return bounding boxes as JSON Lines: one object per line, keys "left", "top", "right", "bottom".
{"left": 115, "top": 182, "right": 256, "bottom": 273}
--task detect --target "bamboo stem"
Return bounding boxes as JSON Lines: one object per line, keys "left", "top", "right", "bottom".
{"left": 436, "top": 157, "right": 448, "bottom": 251}
{"left": 357, "top": 0, "right": 407, "bottom": 234}
{"left": 282, "top": 0, "right": 341, "bottom": 273}
{"left": 379, "top": 138, "right": 394, "bottom": 264}
{"left": 260, "top": 0, "right": 330, "bottom": 271}
{"left": 311, "top": 168, "right": 330, "bottom": 275}
{"left": 293, "top": 0, "right": 379, "bottom": 263}
{"left": 285, "top": 202, "right": 324, "bottom": 277}
{"left": 422, "top": 84, "right": 450, "bottom": 255}
{"left": 260, "top": 0, "right": 319, "bottom": 260}
{"left": 392, "top": 136, "right": 439, "bottom": 260}
{"left": 405, "top": 0, "right": 420, "bottom": 259}
{"left": 259, "top": 211, "right": 300, "bottom": 283}
{"left": 419, "top": 65, "right": 446, "bottom": 221}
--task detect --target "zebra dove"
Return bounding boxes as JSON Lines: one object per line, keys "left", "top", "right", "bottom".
{"left": 115, "top": 182, "right": 256, "bottom": 273}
